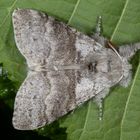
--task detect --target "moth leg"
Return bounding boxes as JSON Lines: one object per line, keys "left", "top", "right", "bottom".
{"left": 94, "top": 88, "right": 110, "bottom": 120}
{"left": 95, "top": 16, "right": 102, "bottom": 36}
{"left": 91, "top": 16, "right": 107, "bottom": 47}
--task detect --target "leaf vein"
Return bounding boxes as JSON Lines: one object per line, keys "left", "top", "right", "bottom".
{"left": 0, "top": 0, "right": 18, "bottom": 29}
{"left": 110, "top": 0, "right": 129, "bottom": 41}
{"left": 67, "top": 0, "right": 81, "bottom": 25}
{"left": 79, "top": 101, "right": 91, "bottom": 140}
{"left": 120, "top": 62, "right": 140, "bottom": 140}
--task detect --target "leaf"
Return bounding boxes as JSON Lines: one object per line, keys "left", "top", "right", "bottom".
{"left": 0, "top": 64, "right": 16, "bottom": 108}
{"left": 0, "top": 0, "right": 140, "bottom": 140}
{"left": 120, "top": 57, "right": 140, "bottom": 140}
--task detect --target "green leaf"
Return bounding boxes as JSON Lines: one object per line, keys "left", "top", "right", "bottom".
{"left": 120, "top": 57, "right": 140, "bottom": 140}
{"left": 0, "top": 64, "right": 16, "bottom": 108}
{"left": 0, "top": 0, "right": 140, "bottom": 140}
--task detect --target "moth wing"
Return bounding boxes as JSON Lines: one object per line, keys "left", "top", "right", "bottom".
{"left": 12, "top": 9, "right": 51, "bottom": 66}
{"left": 12, "top": 72, "right": 50, "bottom": 130}
{"left": 12, "top": 9, "right": 76, "bottom": 68}
{"left": 12, "top": 9, "right": 78, "bottom": 129}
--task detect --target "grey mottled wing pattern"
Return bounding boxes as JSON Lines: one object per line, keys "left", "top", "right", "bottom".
{"left": 12, "top": 9, "right": 76, "bottom": 67}
{"left": 12, "top": 9, "right": 130, "bottom": 130}
{"left": 12, "top": 72, "right": 50, "bottom": 130}
{"left": 12, "top": 9, "right": 51, "bottom": 67}
{"left": 74, "top": 35, "right": 122, "bottom": 105}
{"left": 12, "top": 9, "right": 77, "bottom": 130}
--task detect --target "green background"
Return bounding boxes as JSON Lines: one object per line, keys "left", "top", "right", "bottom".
{"left": 0, "top": 0, "right": 140, "bottom": 140}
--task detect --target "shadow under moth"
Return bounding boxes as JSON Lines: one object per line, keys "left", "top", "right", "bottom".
{"left": 12, "top": 9, "right": 140, "bottom": 130}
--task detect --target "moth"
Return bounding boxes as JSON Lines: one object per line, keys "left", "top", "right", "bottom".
{"left": 12, "top": 9, "right": 140, "bottom": 130}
